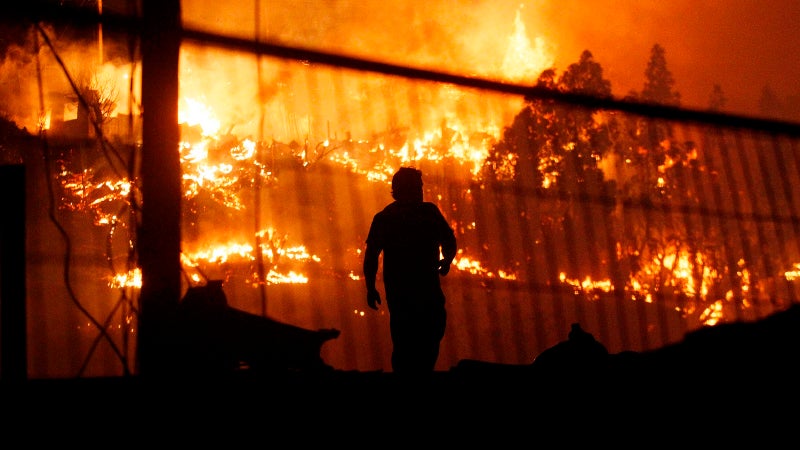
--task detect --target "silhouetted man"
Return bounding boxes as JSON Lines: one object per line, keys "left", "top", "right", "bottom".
{"left": 363, "top": 167, "right": 457, "bottom": 375}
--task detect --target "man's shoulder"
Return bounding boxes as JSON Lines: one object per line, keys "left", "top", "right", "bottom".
{"left": 375, "top": 201, "right": 400, "bottom": 216}
{"left": 370, "top": 203, "right": 399, "bottom": 225}
{"left": 382, "top": 201, "right": 441, "bottom": 212}
{"left": 375, "top": 201, "right": 443, "bottom": 218}
{"left": 421, "top": 202, "right": 447, "bottom": 217}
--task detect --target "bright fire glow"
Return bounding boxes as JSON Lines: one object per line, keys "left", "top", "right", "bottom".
{"left": 454, "top": 253, "right": 517, "bottom": 280}
{"left": 785, "top": 263, "right": 800, "bottom": 280}
{"left": 559, "top": 272, "right": 613, "bottom": 296}
{"left": 108, "top": 268, "right": 142, "bottom": 289}
{"left": 181, "top": 234, "right": 319, "bottom": 286}
{"left": 698, "top": 300, "right": 724, "bottom": 326}
{"left": 179, "top": 97, "right": 221, "bottom": 136}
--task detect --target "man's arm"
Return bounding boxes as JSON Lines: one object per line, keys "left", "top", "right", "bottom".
{"left": 438, "top": 215, "right": 457, "bottom": 276}
{"left": 363, "top": 242, "right": 382, "bottom": 309}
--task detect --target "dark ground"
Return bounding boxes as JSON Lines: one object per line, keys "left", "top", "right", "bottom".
{"left": 3, "top": 304, "right": 799, "bottom": 444}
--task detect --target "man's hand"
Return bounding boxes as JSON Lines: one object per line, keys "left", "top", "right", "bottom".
{"left": 438, "top": 259, "right": 451, "bottom": 276}
{"left": 367, "top": 288, "right": 382, "bottom": 310}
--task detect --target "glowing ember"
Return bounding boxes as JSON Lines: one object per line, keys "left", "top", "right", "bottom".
{"left": 785, "top": 263, "right": 800, "bottom": 281}
{"left": 454, "top": 253, "right": 517, "bottom": 280}
{"left": 265, "top": 271, "right": 308, "bottom": 285}
{"left": 108, "top": 268, "right": 142, "bottom": 289}
{"left": 59, "top": 168, "right": 134, "bottom": 225}
{"left": 698, "top": 300, "right": 724, "bottom": 326}
{"left": 181, "top": 232, "right": 319, "bottom": 286}
{"left": 559, "top": 272, "right": 612, "bottom": 295}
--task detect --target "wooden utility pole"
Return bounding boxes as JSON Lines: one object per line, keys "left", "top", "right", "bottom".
{"left": 137, "top": 0, "right": 182, "bottom": 377}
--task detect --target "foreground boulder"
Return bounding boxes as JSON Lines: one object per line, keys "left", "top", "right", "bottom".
{"left": 174, "top": 280, "right": 340, "bottom": 375}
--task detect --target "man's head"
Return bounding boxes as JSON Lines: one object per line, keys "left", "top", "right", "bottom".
{"left": 391, "top": 167, "right": 423, "bottom": 202}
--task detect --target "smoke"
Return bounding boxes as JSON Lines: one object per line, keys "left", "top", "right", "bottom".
{"left": 177, "top": 1, "right": 547, "bottom": 143}
{"left": 0, "top": 21, "right": 140, "bottom": 131}
{"left": 182, "top": 0, "right": 533, "bottom": 78}
{"left": 186, "top": 0, "right": 800, "bottom": 118}
{"left": 4, "top": 0, "right": 797, "bottom": 135}
{"left": 0, "top": 47, "right": 39, "bottom": 129}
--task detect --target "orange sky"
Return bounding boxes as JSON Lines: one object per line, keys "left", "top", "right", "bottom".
{"left": 532, "top": 0, "right": 800, "bottom": 117}
{"left": 181, "top": 0, "right": 800, "bottom": 119}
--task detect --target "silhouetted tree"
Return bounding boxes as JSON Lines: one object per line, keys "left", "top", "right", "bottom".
{"left": 785, "top": 93, "right": 800, "bottom": 123}
{"left": 641, "top": 44, "right": 680, "bottom": 107}
{"left": 606, "top": 44, "right": 744, "bottom": 322}
{"left": 708, "top": 84, "right": 727, "bottom": 111}
{"left": 482, "top": 51, "right": 617, "bottom": 284}
{"left": 758, "top": 85, "right": 783, "bottom": 119}
{"left": 551, "top": 50, "right": 616, "bottom": 280}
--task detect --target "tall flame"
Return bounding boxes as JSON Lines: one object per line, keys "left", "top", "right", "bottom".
{"left": 500, "top": 6, "right": 554, "bottom": 83}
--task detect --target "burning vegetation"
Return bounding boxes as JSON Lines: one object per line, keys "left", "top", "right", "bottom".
{"left": 2, "top": 1, "right": 800, "bottom": 377}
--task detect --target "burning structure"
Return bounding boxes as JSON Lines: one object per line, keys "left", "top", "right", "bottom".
{"left": 1, "top": 1, "right": 800, "bottom": 380}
